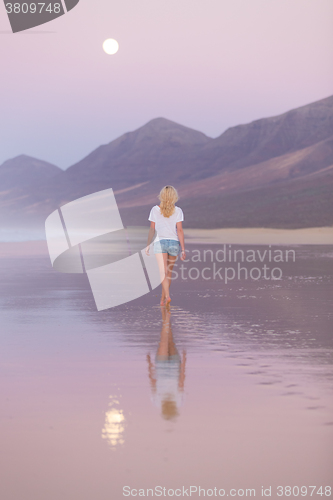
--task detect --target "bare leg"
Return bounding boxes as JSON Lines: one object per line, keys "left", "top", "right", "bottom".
{"left": 156, "top": 308, "right": 179, "bottom": 357}
{"left": 156, "top": 308, "right": 171, "bottom": 355}
{"left": 160, "top": 253, "right": 169, "bottom": 304}
{"left": 167, "top": 255, "right": 177, "bottom": 287}
{"left": 165, "top": 255, "right": 177, "bottom": 306}
{"left": 154, "top": 253, "right": 167, "bottom": 305}
{"left": 156, "top": 253, "right": 177, "bottom": 306}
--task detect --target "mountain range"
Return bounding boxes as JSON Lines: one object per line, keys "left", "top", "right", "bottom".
{"left": 1, "top": 94, "right": 333, "bottom": 233}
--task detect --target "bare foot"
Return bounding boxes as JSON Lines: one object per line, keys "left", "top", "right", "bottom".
{"left": 160, "top": 298, "right": 165, "bottom": 306}
{"left": 166, "top": 296, "right": 171, "bottom": 306}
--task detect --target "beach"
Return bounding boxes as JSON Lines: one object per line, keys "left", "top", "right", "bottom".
{"left": 185, "top": 226, "right": 333, "bottom": 245}
{"left": 0, "top": 226, "right": 332, "bottom": 259}
{"left": 0, "top": 235, "right": 332, "bottom": 499}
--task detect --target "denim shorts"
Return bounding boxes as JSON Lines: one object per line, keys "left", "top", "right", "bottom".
{"left": 154, "top": 239, "right": 180, "bottom": 256}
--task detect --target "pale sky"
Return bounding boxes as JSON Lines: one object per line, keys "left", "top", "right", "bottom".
{"left": 0, "top": 0, "right": 332, "bottom": 168}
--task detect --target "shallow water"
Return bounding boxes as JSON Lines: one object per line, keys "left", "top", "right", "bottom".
{"left": 0, "top": 244, "right": 332, "bottom": 500}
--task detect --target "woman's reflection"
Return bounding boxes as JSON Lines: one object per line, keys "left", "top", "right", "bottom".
{"left": 147, "top": 308, "right": 186, "bottom": 420}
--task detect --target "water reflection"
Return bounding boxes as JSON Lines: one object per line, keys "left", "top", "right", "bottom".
{"left": 101, "top": 395, "right": 125, "bottom": 448}
{"left": 0, "top": 247, "right": 332, "bottom": 498}
{"left": 147, "top": 307, "right": 186, "bottom": 420}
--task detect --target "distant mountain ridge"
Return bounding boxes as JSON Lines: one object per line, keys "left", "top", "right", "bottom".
{"left": 1, "top": 95, "right": 333, "bottom": 231}
{"left": 0, "top": 155, "right": 62, "bottom": 191}
{"left": 207, "top": 95, "right": 333, "bottom": 169}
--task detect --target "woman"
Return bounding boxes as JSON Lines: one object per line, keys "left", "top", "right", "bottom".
{"left": 146, "top": 186, "right": 186, "bottom": 306}
{"left": 147, "top": 307, "right": 186, "bottom": 420}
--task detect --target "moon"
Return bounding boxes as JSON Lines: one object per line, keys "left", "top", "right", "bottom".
{"left": 103, "top": 39, "right": 119, "bottom": 55}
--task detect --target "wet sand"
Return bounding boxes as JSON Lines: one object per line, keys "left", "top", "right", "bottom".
{"left": 0, "top": 226, "right": 332, "bottom": 259}
{"left": 185, "top": 226, "right": 333, "bottom": 245}
{"left": 0, "top": 242, "right": 332, "bottom": 499}
{"left": 0, "top": 239, "right": 49, "bottom": 257}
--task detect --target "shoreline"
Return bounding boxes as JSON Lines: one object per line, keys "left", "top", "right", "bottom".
{"left": 184, "top": 227, "right": 333, "bottom": 246}
{"left": 0, "top": 227, "right": 332, "bottom": 258}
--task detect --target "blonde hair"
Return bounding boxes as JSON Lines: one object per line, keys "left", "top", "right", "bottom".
{"left": 158, "top": 186, "right": 179, "bottom": 218}
{"left": 161, "top": 398, "right": 179, "bottom": 420}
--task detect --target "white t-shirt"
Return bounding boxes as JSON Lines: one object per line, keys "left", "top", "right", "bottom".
{"left": 148, "top": 205, "right": 184, "bottom": 241}
{"left": 151, "top": 358, "right": 184, "bottom": 410}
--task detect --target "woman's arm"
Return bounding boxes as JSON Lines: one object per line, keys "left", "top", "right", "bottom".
{"left": 176, "top": 221, "right": 186, "bottom": 261}
{"left": 145, "top": 221, "right": 156, "bottom": 255}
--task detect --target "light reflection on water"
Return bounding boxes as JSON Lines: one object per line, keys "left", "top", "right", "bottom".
{"left": 93, "top": 303, "right": 333, "bottom": 428}
{"left": 0, "top": 244, "right": 332, "bottom": 498}
{"left": 101, "top": 395, "right": 125, "bottom": 448}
